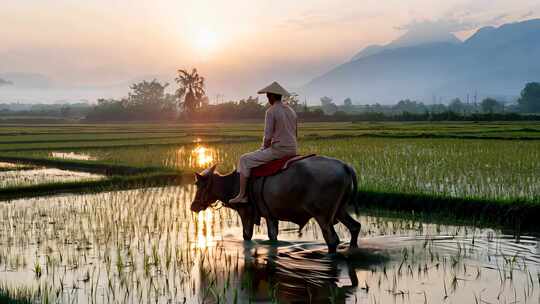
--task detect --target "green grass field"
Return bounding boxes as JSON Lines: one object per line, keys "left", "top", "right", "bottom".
{"left": 1, "top": 121, "right": 540, "bottom": 303}
{"left": 13, "top": 136, "right": 538, "bottom": 201}
{"left": 0, "top": 122, "right": 539, "bottom": 219}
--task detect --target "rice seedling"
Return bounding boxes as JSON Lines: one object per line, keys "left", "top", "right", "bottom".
{"left": 33, "top": 261, "right": 42, "bottom": 279}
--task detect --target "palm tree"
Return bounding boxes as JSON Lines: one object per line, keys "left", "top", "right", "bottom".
{"left": 175, "top": 68, "right": 206, "bottom": 114}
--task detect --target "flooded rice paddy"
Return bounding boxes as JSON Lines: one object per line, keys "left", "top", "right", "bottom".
{"left": 0, "top": 162, "right": 35, "bottom": 172}
{"left": 0, "top": 167, "right": 104, "bottom": 188}
{"left": 49, "top": 152, "right": 97, "bottom": 161}
{"left": 26, "top": 137, "right": 540, "bottom": 201}
{"left": 0, "top": 184, "right": 539, "bottom": 303}
{"left": 0, "top": 162, "right": 26, "bottom": 169}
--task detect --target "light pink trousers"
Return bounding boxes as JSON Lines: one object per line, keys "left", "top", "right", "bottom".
{"left": 237, "top": 145, "right": 297, "bottom": 177}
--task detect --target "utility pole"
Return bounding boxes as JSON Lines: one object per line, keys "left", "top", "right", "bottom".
{"left": 215, "top": 94, "right": 225, "bottom": 104}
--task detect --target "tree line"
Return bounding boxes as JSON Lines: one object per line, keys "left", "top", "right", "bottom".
{"left": 85, "top": 69, "right": 207, "bottom": 121}
{"left": 319, "top": 82, "right": 540, "bottom": 116}
{"left": 82, "top": 78, "right": 540, "bottom": 122}
{"left": 4, "top": 64, "right": 533, "bottom": 122}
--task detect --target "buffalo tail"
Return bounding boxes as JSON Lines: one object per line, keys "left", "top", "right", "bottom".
{"left": 344, "top": 164, "right": 359, "bottom": 213}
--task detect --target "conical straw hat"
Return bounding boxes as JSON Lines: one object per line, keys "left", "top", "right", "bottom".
{"left": 257, "top": 81, "right": 290, "bottom": 97}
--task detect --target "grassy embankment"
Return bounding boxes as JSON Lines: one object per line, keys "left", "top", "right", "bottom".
{"left": 0, "top": 122, "right": 539, "bottom": 230}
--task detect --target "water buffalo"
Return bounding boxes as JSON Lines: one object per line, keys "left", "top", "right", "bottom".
{"left": 190, "top": 156, "right": 360, "bottom": 253}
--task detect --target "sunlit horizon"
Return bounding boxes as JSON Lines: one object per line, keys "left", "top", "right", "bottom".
{"left": 1, "top": 0, "right": 539, "bottom": 102}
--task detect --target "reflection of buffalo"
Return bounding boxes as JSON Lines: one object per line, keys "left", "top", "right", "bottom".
{"left": 191, "top": 157, "right": 360, "bottom": 253}
{"left": 229, "top": 243, "right": 389, "bottom": 303}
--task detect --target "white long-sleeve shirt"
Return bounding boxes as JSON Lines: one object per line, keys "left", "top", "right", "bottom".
{"left": 263, "top": 101, "right": 297, "bottom": 150}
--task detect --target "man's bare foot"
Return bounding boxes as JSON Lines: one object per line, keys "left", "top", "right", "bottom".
{"left": 229, "top": 195, "right": 248, "bottom": 204}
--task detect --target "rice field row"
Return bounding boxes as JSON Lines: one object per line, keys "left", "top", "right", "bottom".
{"left": 1, "top": 122, "right": 539, "bottom": 139}
{"left": 1, "top": 122, "right": 539, "bottom": 203}
{"left": 0, "top": 168, "right": 104, "bottom": 188}
{"left": 0, "top": 135, "right": 258, "bottom": 152}
{"left": 10, "top": 136, "right": 540, "bottom": 202}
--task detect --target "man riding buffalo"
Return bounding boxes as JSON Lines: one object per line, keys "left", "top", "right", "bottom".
{"left": 191, "top": 82, "right": 360, "bottom": 253}
{"left": 229, "top": 81, "right": 298, "bottom": 204}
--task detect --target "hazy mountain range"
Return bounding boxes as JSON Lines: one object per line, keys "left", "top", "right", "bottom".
{"left": 0, "top": 73, "right": 53, "bottom": 89}
{"left": 350, "top": 27, "right": 461, "bottom": 61}
{"left": 302, "top": 18, "right": 540, "bottom": 104}
{"left": 0, "top": 72, "right": 167, "bottom": 103}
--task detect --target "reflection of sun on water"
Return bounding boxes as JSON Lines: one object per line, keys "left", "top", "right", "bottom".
{"left": 196, "top": 209, "right": 216, "bottom": 248}
{"left": 192, "top": 146, "right": 214, "bottom": 167}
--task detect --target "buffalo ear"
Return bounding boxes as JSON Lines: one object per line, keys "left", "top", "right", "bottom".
{"left": 199, "top": 164, "right": 217, "bottom": 178}
{"left": 195, "top": 173, "right": 203, "bottom": 181}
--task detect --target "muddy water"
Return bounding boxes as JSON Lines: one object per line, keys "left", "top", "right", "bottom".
{"left": 0, "top": 185, "right": 538, "bottom": 303}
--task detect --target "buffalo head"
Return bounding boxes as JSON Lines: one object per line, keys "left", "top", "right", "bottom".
{"left": 190, "top": 164, "right": 218, "bottom": 212}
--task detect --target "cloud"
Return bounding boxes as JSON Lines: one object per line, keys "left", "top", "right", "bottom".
{"left": 487, "top": 13, "right": 510, "bottom": 24}
{"left": 442, "top": 0, "right": 539, "bottom": 30}
{"left": 521, "top": 10, "right": 534, "bottom": 18}
{"left": 279, "top": 9, "right": 383, "bottom": 31}
{"left": 395, "top": 4, "right": 538, "bottom": 41}
{"left": 395, "top": 18, "right": 476, "bottom": 34}
{"left": 280, "top": 12, "right": 331, "bottom": 30}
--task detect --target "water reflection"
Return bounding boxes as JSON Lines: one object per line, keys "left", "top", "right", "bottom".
{"left": 232, "top": 243, "right": 387, "bottom": 303}
{"left": 196, "top": 209, "right": 218, "bottom": 248}
{"left": 0, "top": 162, "right": 24, "bottom": 168}
{"left": 192, "top": 146, "right": 214, "bottom": 167}
{"left": 1, "top": 185, "right": 539, "bottom": 303}
{"left": 50, "top": 151, "right": 97, "bottom": 161}
{"left": 167, "top": 146, "right": 218, "bottom": 169}
{"left": 0, "top": 167, "right": 104, "bottom": 188}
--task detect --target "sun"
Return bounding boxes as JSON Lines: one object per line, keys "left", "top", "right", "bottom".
{"left": 192, "top": 28, "right": 220, "bottom": 54}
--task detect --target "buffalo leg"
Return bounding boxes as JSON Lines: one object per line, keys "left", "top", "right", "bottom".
{"left": 315, "top": 216, "right": 340, "bottom": 253}
{"left": 267, "top": 218, "right": 279, "bottom": 241}
{"left": 238, "top": 208, "right": 254, "bottom": 241}
{"left": 337, "top": 210, "right": 361, "bottom": 248}
{"left": 242, "top": 222, "right": 254, "bottom": 241}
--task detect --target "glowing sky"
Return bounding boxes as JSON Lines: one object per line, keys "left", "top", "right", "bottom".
{"left": 1, "top": 0, "right": 539, "bottom": 101}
